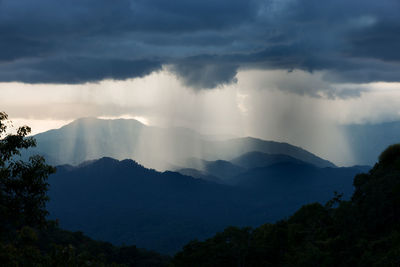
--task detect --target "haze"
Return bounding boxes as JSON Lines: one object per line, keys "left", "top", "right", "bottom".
{"left": 2, "top": 0, "right": 400, "bottom": 166}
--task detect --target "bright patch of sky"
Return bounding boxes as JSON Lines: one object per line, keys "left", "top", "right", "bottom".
{"left": 2, "top": 68, "right": 400, "bottom": 165}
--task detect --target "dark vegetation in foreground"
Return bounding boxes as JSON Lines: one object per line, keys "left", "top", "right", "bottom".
{"left": 173, "top": 144, "right": 400, "bottom": 266}
{"left": 48, "top": 157, "right": 365, "bottom": 254}
{"left": 26, "top": 116, "right": 368, "bottom": 254}
{"left": 0, "top": 112, "right": 169, "bottom": 266}
{"left": 2, "top": 111, "right": 400, "bottom": 266}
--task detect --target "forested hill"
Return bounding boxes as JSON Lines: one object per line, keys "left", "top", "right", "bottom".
{"left": 2, "top": 111, "right": 400, "bottom": 265}
{"left": 0, "top": 112, "right": 169, "bottom": 266}
{"left": 47, "top": 156, "right": 364, "bottom": 254}
{"left": 172, "top": 144, "right": 400, "bottom": 266}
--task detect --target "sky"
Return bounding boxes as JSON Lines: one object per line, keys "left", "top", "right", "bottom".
{"left": 1, "top": 0, "right": 400, "bottom": 165}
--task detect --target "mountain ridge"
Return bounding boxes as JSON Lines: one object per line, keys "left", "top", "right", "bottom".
{"left": 28, "top": 117, "right": 335, "bottom": 170}
{"left": 48, "top": 156, "right": 366, "bottom": 254}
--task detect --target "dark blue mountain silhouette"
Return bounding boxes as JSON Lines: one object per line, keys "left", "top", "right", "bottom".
{"left": 231, "top": 151, "right": 304, "bottom": 169}
{"left": 47, "top": 157, "right": 367, "bottom": 254}
{"left": 176, "top": 151, "right": 328, "bottom": 184}
{"left": 177, "top": 158, "right": 245, "bottom": 183}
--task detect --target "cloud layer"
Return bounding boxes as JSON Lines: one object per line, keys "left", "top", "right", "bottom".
{"left": 1, "top": 0, "right": 400, "bottom": 94}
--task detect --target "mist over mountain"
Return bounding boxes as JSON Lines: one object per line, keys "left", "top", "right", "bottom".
{"left": 172, "top": 146, "right": 400, "bottom": 266}
{"left": 27, "top": 117, "right": 374, "bottom": 254}
{"left": 3, "top": 0, "right": 400, "bottom": 264}
{"left": 47, "top": 156, "right": 366, "bottom": 254}
{"left": 175, "top": 152, "right": 309, "bottom": 184}
{"left": 28, "top": 118, "right": 206, "bottom": 170}
{"left": 343, "top": 121, "right": 400, "bottom": 166}
{"left": 176, "top": 158, "right": 246, "bottom": 183}
{"left": 29, "top": 118, "right": 335, "bottom": 170}
{"left": 231, "top": 151, "right": 305, "bottom": 169}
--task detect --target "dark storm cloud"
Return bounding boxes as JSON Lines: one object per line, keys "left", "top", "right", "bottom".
{"left": 0, "top": 57, "right": 161, "bottom": 84}
{"left": 0, "top": 0, "right": 400, "bottom": 94}
{"left": 171, "top": 62, "right": 238, "bottom": 89}
{"left": 347, "top": 22, "right": 400, "bottom": 62}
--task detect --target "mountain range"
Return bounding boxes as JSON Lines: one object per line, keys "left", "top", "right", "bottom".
{"left": 175, "top": 152, "right": 308, "bottom": 184}
{"left": 26, "top": 117, "right": 375, "bottom": 254}
{"left": 27, "top": 118, "right": 335, "bottom": 170}
{"left": 29, "top": 117, "right": 400, "bottom": 168}
{"left": 47, "top": 156, "right": 368, "bottom": 254}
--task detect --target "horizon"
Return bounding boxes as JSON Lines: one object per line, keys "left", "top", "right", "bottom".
{"left": 2, "top": 0, "right": 400, "bottom": 167}
{"left": 2, "top": 1, "right": 400, "bottom": 262}
{"left": 6, "top": 109, "right": 400, "bottom": 168}
{"left": 14, "top": 114, "right": 393, "bottom": 168}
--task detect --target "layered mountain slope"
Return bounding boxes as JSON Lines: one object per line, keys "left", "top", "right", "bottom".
{"left": 29, "top": 118, "right": 335, "bottom": 170}
{"left": 201, "top": 137, "right": 335, "bottom": 168}
{"left": 176, "top": 151, "right": 330, "bottom": 184}
{"left": 47, "top": 157, "right": 364, "bottom": 254}
{"left": 231, "top": 151, "right": 304, "bottom": 169}
{"left": 48, "top": 158, "right": 255, "bottom": 254}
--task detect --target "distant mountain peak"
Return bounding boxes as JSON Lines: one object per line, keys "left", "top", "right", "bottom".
{"left": 29, "top": 117, "right": 335, "bottom": 169}
{"left": 70, "top": 117, "right": 146, "bottom": 127}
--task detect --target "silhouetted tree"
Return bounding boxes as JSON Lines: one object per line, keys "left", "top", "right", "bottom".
{"left": 173, "top": 144, "right": 400, "bottom": 266}
{"left": 0, "top": 112, "right": 55, "bottom": 237}
{"left": 0, "top": 112, "right": 170, "bottom": 266}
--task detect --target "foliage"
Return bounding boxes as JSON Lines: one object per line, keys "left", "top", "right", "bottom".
{"left": 3, "top": 110, "right": 400, "bottom": 266}
{"left": 0, "top": 112, "right": 169, "bottom": 266}
{"left": 0, "top": 111, "right": 55, "bottom": 237}
{"left": 173, "top": 144, "right": 400, "bottom": 266}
